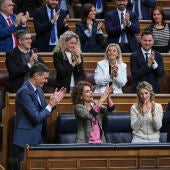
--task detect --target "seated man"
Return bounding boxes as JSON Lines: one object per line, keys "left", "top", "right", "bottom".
{"left": 5, "top": 29, "right": 44, "bottom": 93}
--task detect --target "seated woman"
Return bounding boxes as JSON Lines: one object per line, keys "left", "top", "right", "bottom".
{"left": 76, "top": 3, "right": 104, "bottom": 52}
{"left": 131, "top": 81, "right": 163, "bottom": 143}
{"left": 145, "top": 7, "right": 170, "bottom": 53}
{"left": 53, "top": 30, "right": 83, "bottom": 93}
{"left": 71, "top": 81, "right": 115, "bottom": 143}
{"left": 94, "top": 43, "right": 127, "bottom": 93}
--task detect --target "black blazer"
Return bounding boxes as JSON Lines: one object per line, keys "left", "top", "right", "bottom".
{"left": 33, "top": 6, "right": 69, "bottom": 52}
{"left": 53, "top": 51, "right": 83, "bottom": 92}
{"left": 5, "top": 47, "right": 44, "bottom": 93}
{"left": 130, "top": 49, "right": 164, "bottom": 93}
{"left": 76, "top": 21, "right": 104, "bottom": 52}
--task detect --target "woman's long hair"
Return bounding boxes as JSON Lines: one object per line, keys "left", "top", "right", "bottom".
{"left": 53, "top": 30, "right": 81, "bottom": 58}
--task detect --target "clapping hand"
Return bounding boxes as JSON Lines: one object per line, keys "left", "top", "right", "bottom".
{"left": 49, "top": 87, "right": 67, "bottom": 108}
{"left": 110, "top": 65, "right": 118, "bottom": 79}
{"left": 87, "top": 19, "right": 92, "bottom": 32}
{"left": 97, "top": 21, "right": 103, "bottom": 31}
{"left": 148, "top": 51, "right": 155, "bottom": 67}
{"left": 29, "top": 50, "right": 38, "bottom": 66}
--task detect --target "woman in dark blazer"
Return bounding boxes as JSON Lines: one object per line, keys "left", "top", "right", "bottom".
{"left": 76, "top": 3, "right": 104, "bottom": 52}
{"left": 53, "top": 30, "right": 83, "bottom": 93}
{"left": 71, "top": 81, "right": 115, "bottom": 143}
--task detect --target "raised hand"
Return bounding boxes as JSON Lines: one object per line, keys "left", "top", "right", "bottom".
{"left": 97, "top": 21, "right": 103, "bottom": 31}
{"left": 51, "top": 9, "right": 60, "bottom": 24}
{"left": 49, "top": 87, "right": 67, "bottom": 108}
{"left": 148, "top": 51, "right": 155, "bottom": 67}
{"left": 29, "top": 50, "right": 38, "bottom": 66}
{"left": 87, "top": 19, "right": 92, "bottom": 32}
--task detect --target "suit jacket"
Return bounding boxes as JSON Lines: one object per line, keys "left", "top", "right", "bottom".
{"left": 33, "top": 6, "right": 69, "bottom": 52}
{"left": 130, "top": 49, "right": 164, "bottom": 93}
{"left": 105, "top": 9, "right": 140, "bottom": 52}
{"left": 163, "top": 102, "right": 170, "bottom": 142}
{"left": 94, "top": 59, "right": 127, "bottom": 93}
{"left": 5, "top": 46, "right": 44, "bottom": 93}
{"left": 75, "top": 102, "right": 114, "bottom": 143}
{"left": 0, "top": 13, "right": 25, "bottom": 52}
{"left": 53, "top": 51, "right": 84, "bottom": 92}
{"left": 13, "top": 81, "right": 51, "bottom": 147}
{"left": 76, "top": 21, "right": 104, "bottom": 52}
{"left": 127, "top": 0, "right": 156, "bottom": 20}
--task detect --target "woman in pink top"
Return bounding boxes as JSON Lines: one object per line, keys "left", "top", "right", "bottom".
{"left": 71, "top": 81, "right": 115, "bottom": 143}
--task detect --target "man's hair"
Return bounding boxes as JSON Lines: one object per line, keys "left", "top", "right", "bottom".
{"left": 16, "top": 29, "right": 31, "bottom": 40}
{"left": 141, "top": 30, "right": 154, "bottom": 39}
{"left": 29, "top": 62, "right": 49, "bottom": 78}
{"left": 0, "top": 0, "right": 6, "bottom": 8}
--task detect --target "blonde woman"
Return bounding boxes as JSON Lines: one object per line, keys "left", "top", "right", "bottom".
{"left": 94, "top": 43, "right": 127, "bottom": 93}
{"left": 53, "top": 30, "right": 84, "bottom": 93}
{"left": 131, "top": 81, "right": 163, "bottom": 143}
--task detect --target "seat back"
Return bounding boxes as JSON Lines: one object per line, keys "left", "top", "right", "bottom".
{"left": 56, "top": 114, "right": 77, "bottom": 143}
{"left": 103, "top": 113, "right": 133, "bottom": 143}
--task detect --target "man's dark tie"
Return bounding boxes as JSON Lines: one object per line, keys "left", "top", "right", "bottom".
{"left": 96, "top": 0, "right": 102, "bottom": 9}
{"left": 50, "top": 9, "right": 56, "bottom": 43}
{"left": 134, "top": 0, "right": 139, "bottom": 17}
{"left": 121, "top": 12, "right": 126, "bottom": 43}
{"left": 145, "top": 53, "right": 149, "bottom": 63}
{"left": 35, "top": 89, "right": 41, "bottom": 105}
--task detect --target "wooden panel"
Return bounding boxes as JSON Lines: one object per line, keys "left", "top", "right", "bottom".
{"left": 24, "top": 145, "right": 170, "bottom": 170}
{"left": 27, "top": 17, "right": 170, "bottom": 36}
{"left": 1, "top": 52, "right": 170, "bottom": 71}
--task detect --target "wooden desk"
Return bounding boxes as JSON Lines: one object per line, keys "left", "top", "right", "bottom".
{"left": 2, "top": 93, "right": 170, "bottom": 169}
{"left": 24, "top": 143, "right": 170, "bottom": 170}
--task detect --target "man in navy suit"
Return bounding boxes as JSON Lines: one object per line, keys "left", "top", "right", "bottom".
{"left": 13, "top": 62, "right": 66, "bottom": 169}
{"left": 0, "top": 0, "right": 29, "bottom": 52}
{"left": 105, "top": 0, "right": 140, "bottom": 53}
{"left": 33, "top": 0, "right": 69, "bottom": 52}
{"left": 127, "top": 0, "right": 156, "bottom": 20}
{"left": 130, "top": 31, "right": 164, "bottom": 93}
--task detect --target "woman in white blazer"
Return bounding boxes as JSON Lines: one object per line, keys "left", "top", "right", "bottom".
{"left": 94, "top": 43, "right": 127, "bottom": 93}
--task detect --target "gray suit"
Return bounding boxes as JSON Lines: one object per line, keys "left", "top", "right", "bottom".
{"left": 75, "top": 102, "right": 114, "bottom": 143}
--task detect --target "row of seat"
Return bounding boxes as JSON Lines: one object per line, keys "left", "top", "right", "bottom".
{"left": 27, "top": 18, "right": 170, "bottom": 36}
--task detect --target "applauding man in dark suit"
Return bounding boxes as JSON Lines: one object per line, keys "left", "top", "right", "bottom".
{"left": 130, "top": 31, "right": 164, "bottom": 93}
{"left": 13, "top": 62, "right": 66, "bottom": 170}
{"left": 33, "top": 0, "right": 69, "bottom": 52}
{"left": 105, "top": 0, "right": 140, "bottom": 53}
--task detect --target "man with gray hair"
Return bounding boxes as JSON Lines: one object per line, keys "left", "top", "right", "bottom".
{"left": 0, "top": 0, "right": 29, "bottom": 52}
{"left": 5, "top": 29, "right": 44, "bottom": 93}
